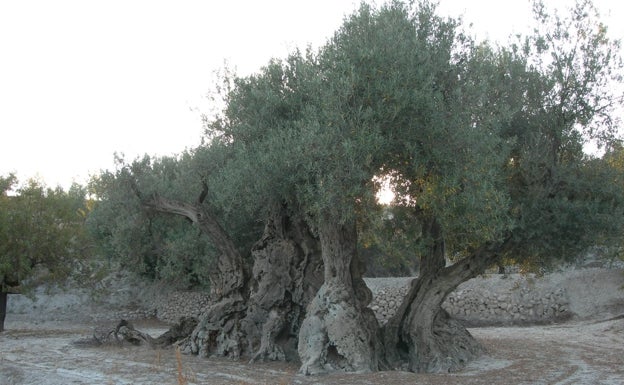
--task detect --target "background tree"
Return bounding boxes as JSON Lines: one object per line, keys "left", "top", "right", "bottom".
{"left": 0, "top": 175, "right": 91, "bottom": 332}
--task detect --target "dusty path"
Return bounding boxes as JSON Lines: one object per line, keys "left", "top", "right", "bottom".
{"left": 2, "top": 267, "right": 623, "bottom": 384}
{"left": 1, "top": 317, "right": 623, "bottom": 385}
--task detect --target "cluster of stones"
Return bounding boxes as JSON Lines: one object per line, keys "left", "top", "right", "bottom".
{"left": 98, "top": 308, "right": 157, "bottom": 322}
{"left": 154, "top": 291, "right": 212, "bottom": 324}
{"left": 444, "top": 286, "right": 570, "bottom": 326}
{"left": 364, "top": 277, "right": 412, "bottom": 325}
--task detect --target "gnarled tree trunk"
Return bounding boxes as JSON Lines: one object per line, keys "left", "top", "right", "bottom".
{"left": 145, "top": 195, "right": 325, "bottom": 363}
{"left": 242, "top": 207, "right": 323, "bottom": 363}
{"left": 298, "top": 218, "right": 382, "bottom": 375}
{"left": 144, "top": 195, "right": 249, "bottom": 358}
{"left": 1, "top": 276, "right": 19, "bottom": 333}
{"left": 144, "top": 195, "right": 247, "bottom": 299}
{"left": 0, "top": 291, "right": 6, "bottom": 333}
{"left": 383, "top": 217, "right": 502, "bottom": 373}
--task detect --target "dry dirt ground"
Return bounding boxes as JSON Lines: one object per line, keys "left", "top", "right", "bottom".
{"left": 2, "top": 268, "right": 623, "bottom": 385}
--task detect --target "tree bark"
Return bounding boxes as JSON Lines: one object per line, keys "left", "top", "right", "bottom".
{"left": 1, "top": 277, "right": 18, "bottom": 333}
{"left": 242, "top": 208, "right": 323, "bottom": 363}
{"left": 87, "top": 318, "right": 199, "bottom": 347}
{"left": 145, "top": 196, "right": 326, "bottom": 363}
{"left": 143, "top": 195, "right": 249, "bottom": 358}
{"left": 0, "top": 291, "right": 7, "bottom": 333}
{"left": 383, "top": 217, "right": 504, "bottom": 373}
{"left": 298, "top": 218, "right": 381, "bottom": 375}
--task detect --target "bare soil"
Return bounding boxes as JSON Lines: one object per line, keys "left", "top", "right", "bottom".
{"left": 2, "top": 268, "right": 623, "bottom": 385}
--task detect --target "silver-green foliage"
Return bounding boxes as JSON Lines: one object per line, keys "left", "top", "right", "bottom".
{"left": 208, "top": 0, "right": 624, "bottom": 265}
{"left": 0, "top": 175, "right": 91, "bottom": 290}
{"left": 89, "top": 0, "right": 624, "bottom": 286}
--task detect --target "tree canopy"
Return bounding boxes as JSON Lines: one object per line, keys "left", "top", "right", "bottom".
{"left": 87, "top": 153, "right": 262, "bottom": 288}
{"left": 200, "top": 0, "right": 624, "bottom": 266}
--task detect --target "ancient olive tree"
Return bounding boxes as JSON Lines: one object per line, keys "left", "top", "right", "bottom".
{"left": 89, "top": 0, "right": 624, "bottom": 376}
{"left": 0, "top": 176, "right": 91, "bottom": 332}
{"left": 213, "top": 0, "right": 624, "bottom": 373}
{"left": 89, "top": 137, "right": 325, "bottom": 361}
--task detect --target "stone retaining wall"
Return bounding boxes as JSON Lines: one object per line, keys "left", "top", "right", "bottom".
{"left": 364, "top": 274, "right": 572, "bottom": 326}
{"left": 445, "top": 284, "right": 569, "bottom": 326}
{"left": 4, "top": 272, "right": 576, "bottom": 327}
{"left": 150, "top": 274, "right": 571, "bottom": 326}
{"left": 364, "top": 277, "right": 411, "bottom": 324}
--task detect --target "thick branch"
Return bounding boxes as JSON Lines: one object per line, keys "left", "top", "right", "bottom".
{"left": 441, "top": 236, "right": 512, "bottom": 291}
{"left": 143, "top": 194, "right": 246, "bottom": 298}
{"left": 383, "top": 235, "right": 510, "bottom": 373}
{"left": 143, "top": 195, "right": 240, "bottom": 264}
{"left": 198, "top": 181, "right": 209, "bottom": 204}
{"left": 145, "top": 195, "right": 200, "bottom": 223}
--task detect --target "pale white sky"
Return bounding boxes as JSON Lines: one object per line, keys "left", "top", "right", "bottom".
{"left": 1, "top": 0, "right": 622, "bottom": 189}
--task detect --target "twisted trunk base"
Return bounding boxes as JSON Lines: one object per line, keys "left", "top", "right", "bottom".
{"left": 242, "top": 212, "right": 323, "bottom": 363}
{"left": 298, "top": 283, "right": 382, "bottom": 374}
{"left": 382, "top": 217, "right": 503, "bottom": 373}
{"left": 298, "top": 219, "right": 382, "bottom": 375}
{"left": 186, "top": 293, "right": 248, "bottom": 357}
{"left": 186, "top": 209, "right": 323, "bottom": 362}
{"left": 383, "top": 276, "right": 484, "bottom": 373}
{"left": 143, "top": 194, "right": 252, "bottom": 358}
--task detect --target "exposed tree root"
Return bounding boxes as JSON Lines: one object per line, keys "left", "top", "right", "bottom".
{"left": 76, "top": 317, "right": 198, "bottom": 348}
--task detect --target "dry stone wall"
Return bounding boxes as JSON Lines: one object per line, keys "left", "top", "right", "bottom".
{"left": 147, "top": 258, "right": 618, "bottom": 325}
{"left": 363, "top": 277, "right": 411, "bottom": 324}
{"left": 364, "top": 274, "right": 571, "bottom": 326}
{"left": 443, "top": 284, "right": 569, "bottom": 326}
{"left": 153, "top": 274, "right": 571, "bottom": 326}
{"left": 4, "top": 272, "right": 575, "bottom": 326}
{"left": 155, "top": 291, "right": 212, "bottom": 324}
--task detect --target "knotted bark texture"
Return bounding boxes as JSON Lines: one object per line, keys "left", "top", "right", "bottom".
{"left": 185, "top": 209, "right": 326, "bottom": 361}
{"left": 242, "top": 209, "right": 323, "bottom": 363}
{"left": 143, "top": 194, "right": 249, "bottom": 358}
{"left": 383, "top": 217, "right": 504, "bottom": 373}
{"left": 298, "top": 219, "right": 382, "bottom": 375}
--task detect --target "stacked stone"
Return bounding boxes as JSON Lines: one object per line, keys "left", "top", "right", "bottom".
{"left": 443, "top": 287, "right": 570, "bottom": 326}
{"left": 364, "top": 277, "right": 412, "bottom": 325}
{"left": 364, "top": 275, "right": 571, "bottom": 326}
{"left": 107, "top": 308, "right": 157, "bottom": 321}
{"left": 156, "top": 291, "right": 212, "bottom": 324}
{"left": 145, "top": 275, "right": 571, "bottom": 326}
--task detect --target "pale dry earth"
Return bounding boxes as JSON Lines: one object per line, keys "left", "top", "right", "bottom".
{"left": 1, "top": 268, "right": 623, "bottom": 385}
